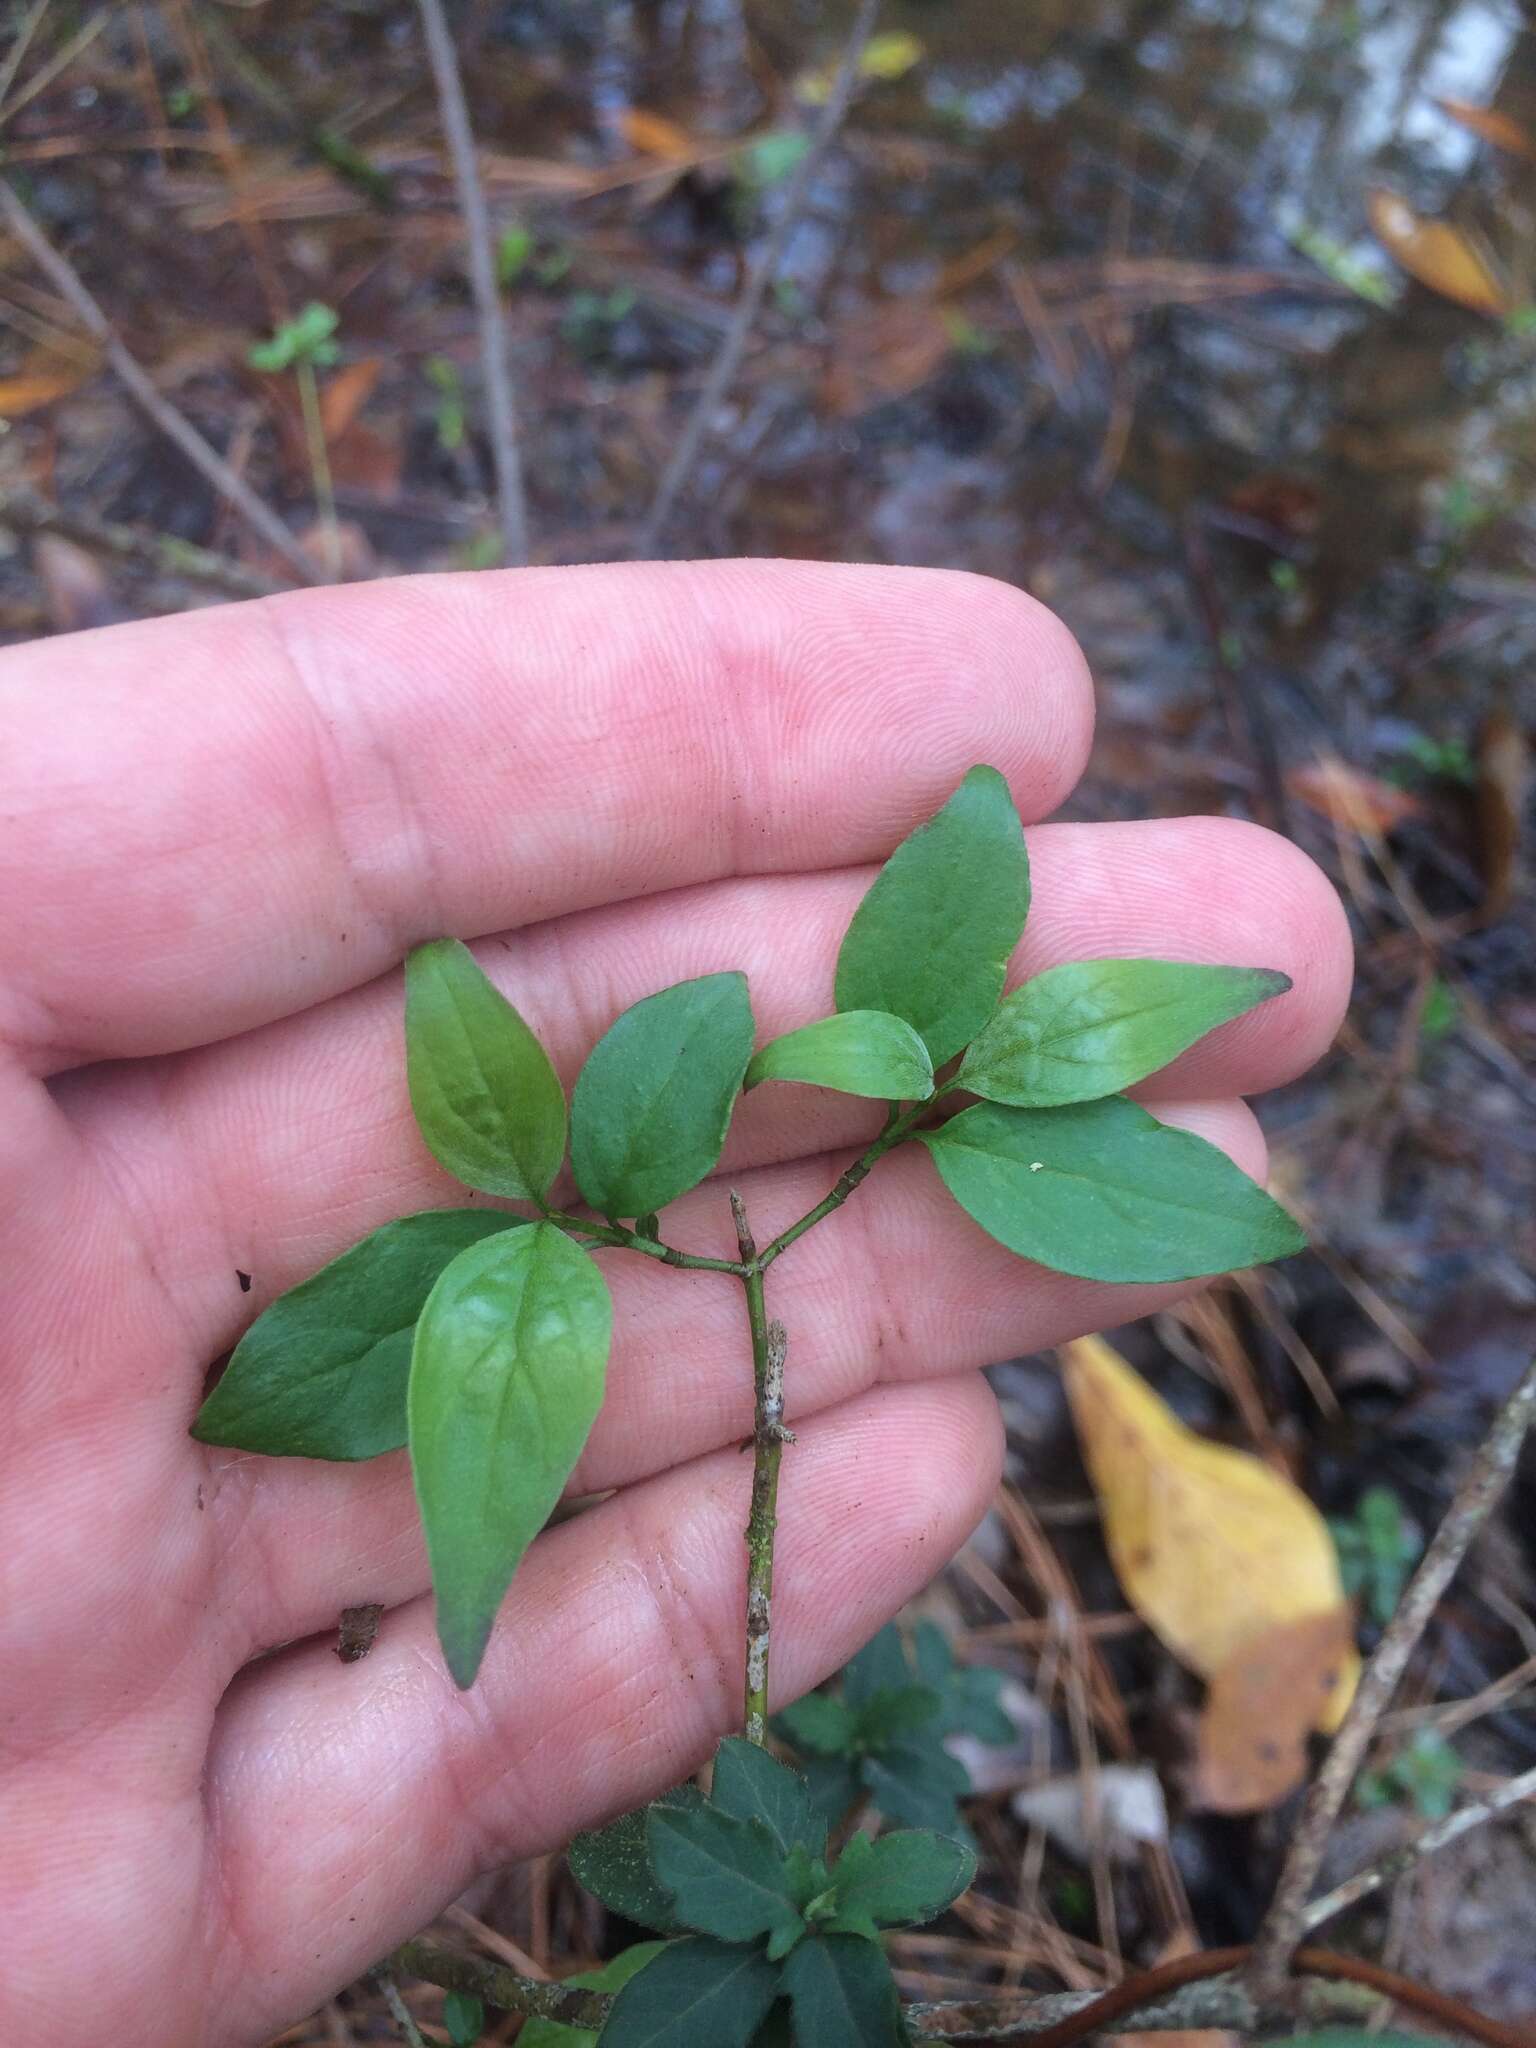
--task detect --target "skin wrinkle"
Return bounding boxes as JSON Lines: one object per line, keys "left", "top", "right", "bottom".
{"left": 257, "top": 597, "right": 444, "bottom": 973}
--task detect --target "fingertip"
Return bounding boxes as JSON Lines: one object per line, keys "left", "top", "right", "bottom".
{"left": 1151, "top": 1096, "right": 1270, "bottom": 1183}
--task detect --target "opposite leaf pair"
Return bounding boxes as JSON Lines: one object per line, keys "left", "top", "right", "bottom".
{"left": 570, "top": 1737, "right": 973, "bottom": 2047}
{"left": 194, "top": 762, "right": 1304, "bottom": 1691}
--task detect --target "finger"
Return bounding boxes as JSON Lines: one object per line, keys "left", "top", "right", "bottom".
{"left": 207, "top": 1098, "right": 1265, "bottom": 1656}
{"left": 204, "top": 1374, "right": 1003, "bottom": 2045}
{"left": 60, "top": 813, "right": 1347, "bottom": 1364}
{"left": 0, "top": 562, "right": 1092, "bottom": 1070}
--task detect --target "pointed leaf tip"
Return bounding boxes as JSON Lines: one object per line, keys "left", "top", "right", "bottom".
{"left": 408, "top": 1222, "right": 611, "bottom": 1688}
{"left": 835, "top": 765, "right": 1029, "bottom": 1065}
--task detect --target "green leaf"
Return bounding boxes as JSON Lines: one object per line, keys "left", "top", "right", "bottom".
{"left": 570, "top": 973, "right": 754, "bottom": 1218}
{"left": 745, "top": 1012, "right": 934, "bottom": 1102}
{"left": 842, "top": 1625, "right": 913, "bottom": 1709}
{"left": 247, "top": 300, "right": 340, "bottom": 371}
{"left": 568, "top": 1785, "right": 705, "bottom": 1932}
{"left": 957, "top": 958, "right": 1291, "bottom": 1107}
{"left": 855, "top": 1686, "right": 942, "bottom": 1749}
{"left": 943, "top": 1666, "right": 1014, "bottom": 1747}
{"left": 646, "top": 1805, "right": 804, "bottom": 1950}
{"left": 1284, "top": 2035, "right": 1448, "bottom": 2048}
{"left": 834, "top": 766, "right": 1030, "bottom": 1065}
{"left": 782, "top": 1934, "right": 901, "bottom": 2047}
{"left": 191, "top": 1210, "right": 519, "bottom": 1459}
{"left": 409, "top": 1222, "right": 611, "bottom": 1687}
{"left": 909, "top": 1620, "right": 953, "bottom": 1690}
{"left": 516, "top": 1944, "right": 664, "bottom": 2048}
{"left": 599, "top": 1938, "right": 782, "bottom": 2048}
{"left": 443, "top": 1989, "right": 484, "bottom": 2047}
{"left": 799, "top": 1755, "right": 863, "bottom": 1831}
{"left": 776, "top": 1692, "right": 858, "bottom": 1758}
{"left": 405, "top": 939, "right": 566, "bottom": 1202}
{"left": 922, "top": 1096, "right": 1306, "bottom": 1283}
{"left": 825, "top": 1829, "right": 975, "bottom": 1935}
{"left": 863, "top": 1742, "right": 971, "bottom": 1835}
{"left": 711, "top": 1738, "right": 823, "bottom": 1855}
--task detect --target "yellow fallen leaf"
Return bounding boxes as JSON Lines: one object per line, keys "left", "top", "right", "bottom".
{"left": 1366, "top": 189, "right": 1509, "bottom": 317}
{"left": 1196, "top": 1608, "right": 1359, "bottom": 1812}
{"left": 1063, "top": 1334, "right": 1358, "bottom": 1814}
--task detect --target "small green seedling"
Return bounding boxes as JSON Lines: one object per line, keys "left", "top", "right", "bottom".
{"left": 424, "top": 354, "right": 466, "bottom": 453}
{"left": 1356, "top": 1727, "right": 1463, "bottom": 1821}
{"left": 247, "top": 301, "right": 342, "bottom": 575}
{"left": 193, "top": 765, "right": 1304, "bottom": 2044}
{"left": 567, "top": 1737, "right": 972, "bottom": 2046}
{"left": 560, "top": 286, "right": 639, "bottom": 363}
{"left": 1330, "top": 1486, "right": 1420, "bottom": 1631}
{"left": 775, "top": 1622, "right": 1010, "bottom": 1841}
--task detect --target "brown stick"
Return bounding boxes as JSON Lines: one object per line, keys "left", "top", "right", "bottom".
{"left": 1302, "top": 1762, "right": 1536, "bottom": 1932}
{"left": 633, "top": 0, "right": 881, "bottom": 557}
{"left": 1248, "top": 1355, "right": 1536, "bottom": 1994}
{"left": 0, "top": 181, "right": 319, "bottom": 584}
{"left": 953, "top": 1945, "right": 1527, "bottom": 2048}
{"left": 414, "top": 0, "right": 530, "bottom": 567}
{"left": 0, "top": 489, "right": 286, "bottom": 599}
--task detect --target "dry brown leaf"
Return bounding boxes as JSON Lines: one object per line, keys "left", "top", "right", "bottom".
{"left": 1366, "top": 189, "right": 1509, "bottom": 316}
{"left": 618, "top": 108, "right": 698, "bottom": 161}
{"left": 1195, "top": 1608, "right": 1358, "bottom": 1812}
{"left": 1476, "top": 706, "right": 1530, "bottom": 921}
{"left": 0, "top": 346, "right": 98, "bottom": 418}
{"left": 1064, "top": 1336, "right": 1358, "bottom": 1812}
{"left": 1288, "top": 757, "right": 1422, "bottom": 836}
{"left": 319, "top": 357, "right": 382, "bottom": 442}
{"left": 1436, "top": 97, "right": 1536, "bottom": 161}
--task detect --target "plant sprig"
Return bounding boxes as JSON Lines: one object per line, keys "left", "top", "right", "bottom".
{"left": 195, "top": 761, "right": 1300, "bottom": 1695}
{"left": 192, "top": 762, "right": 1305, "bottom": 2045}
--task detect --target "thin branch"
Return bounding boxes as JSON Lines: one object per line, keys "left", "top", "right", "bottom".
{"left": 389, "top": 1941, "right": 606, "bottom": 2032}
{"left": 0, "top": 488, "right": 287, "bottom": 598}
{"left": 757, "top": 1100, "right": 926, "bottom": 1268}
{"left": 373, "top": 1971, "right": 429, "bottom": 2048}
{"left": 0, "top": 0, "right": 51, "bottom": 118}
{"left": 732, "top": 1191, "right": 794, "bottom": 1745}
{"left": 913, "top": 1944, "right": 1526, "bottom": 2048}
{"left": 0, "top": 180, "right": 319, "bottom": 583}
{"left": 1302, "top": 1762, "right": 1536, "bottom": 1933}
{"left": 0, "top": 6, "right": 109, "bottom": 130}
{"left": 633, "top": 0, "right": 881, "bottom": 557}
{"left": 1248, "top": 1355, "right": 1536, "bottom": 1994}
{"left": 414, "top": 0, "right": 529, "bottom": 567}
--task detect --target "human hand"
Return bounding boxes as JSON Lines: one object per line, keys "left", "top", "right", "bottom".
{"left": 0, "top": 562, "right": 1350, "bottom": 2046}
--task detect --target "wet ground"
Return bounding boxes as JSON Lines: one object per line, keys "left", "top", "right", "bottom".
{"left": 2, "top": 0, "right": 1534, "bottom": 2037}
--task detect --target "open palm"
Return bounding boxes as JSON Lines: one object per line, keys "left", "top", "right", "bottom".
{"left": 0, "top": 561, "right": 1350, "bottom": 2047}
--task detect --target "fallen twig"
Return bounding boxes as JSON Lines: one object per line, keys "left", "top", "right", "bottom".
{"left": 0, "top": 180, "right": 319, "bottom": 584}
{"left": 633, "top": 0, "right": 881, "bottom": 557}
{"left": 414, "top": 0, "right": 530, "bottom": 567}
{"left": 1302, "top": 1762, "right": 1536, "bottom": 1933}
{"left": 1248, "top": 1355, "right": 1536, "bottom": 1995}
{"left": 914, "top": 1944, "right": 1526, "bottom": 2047}
{"left": 0, "top": 489, "right": 287, "bottom": 600}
